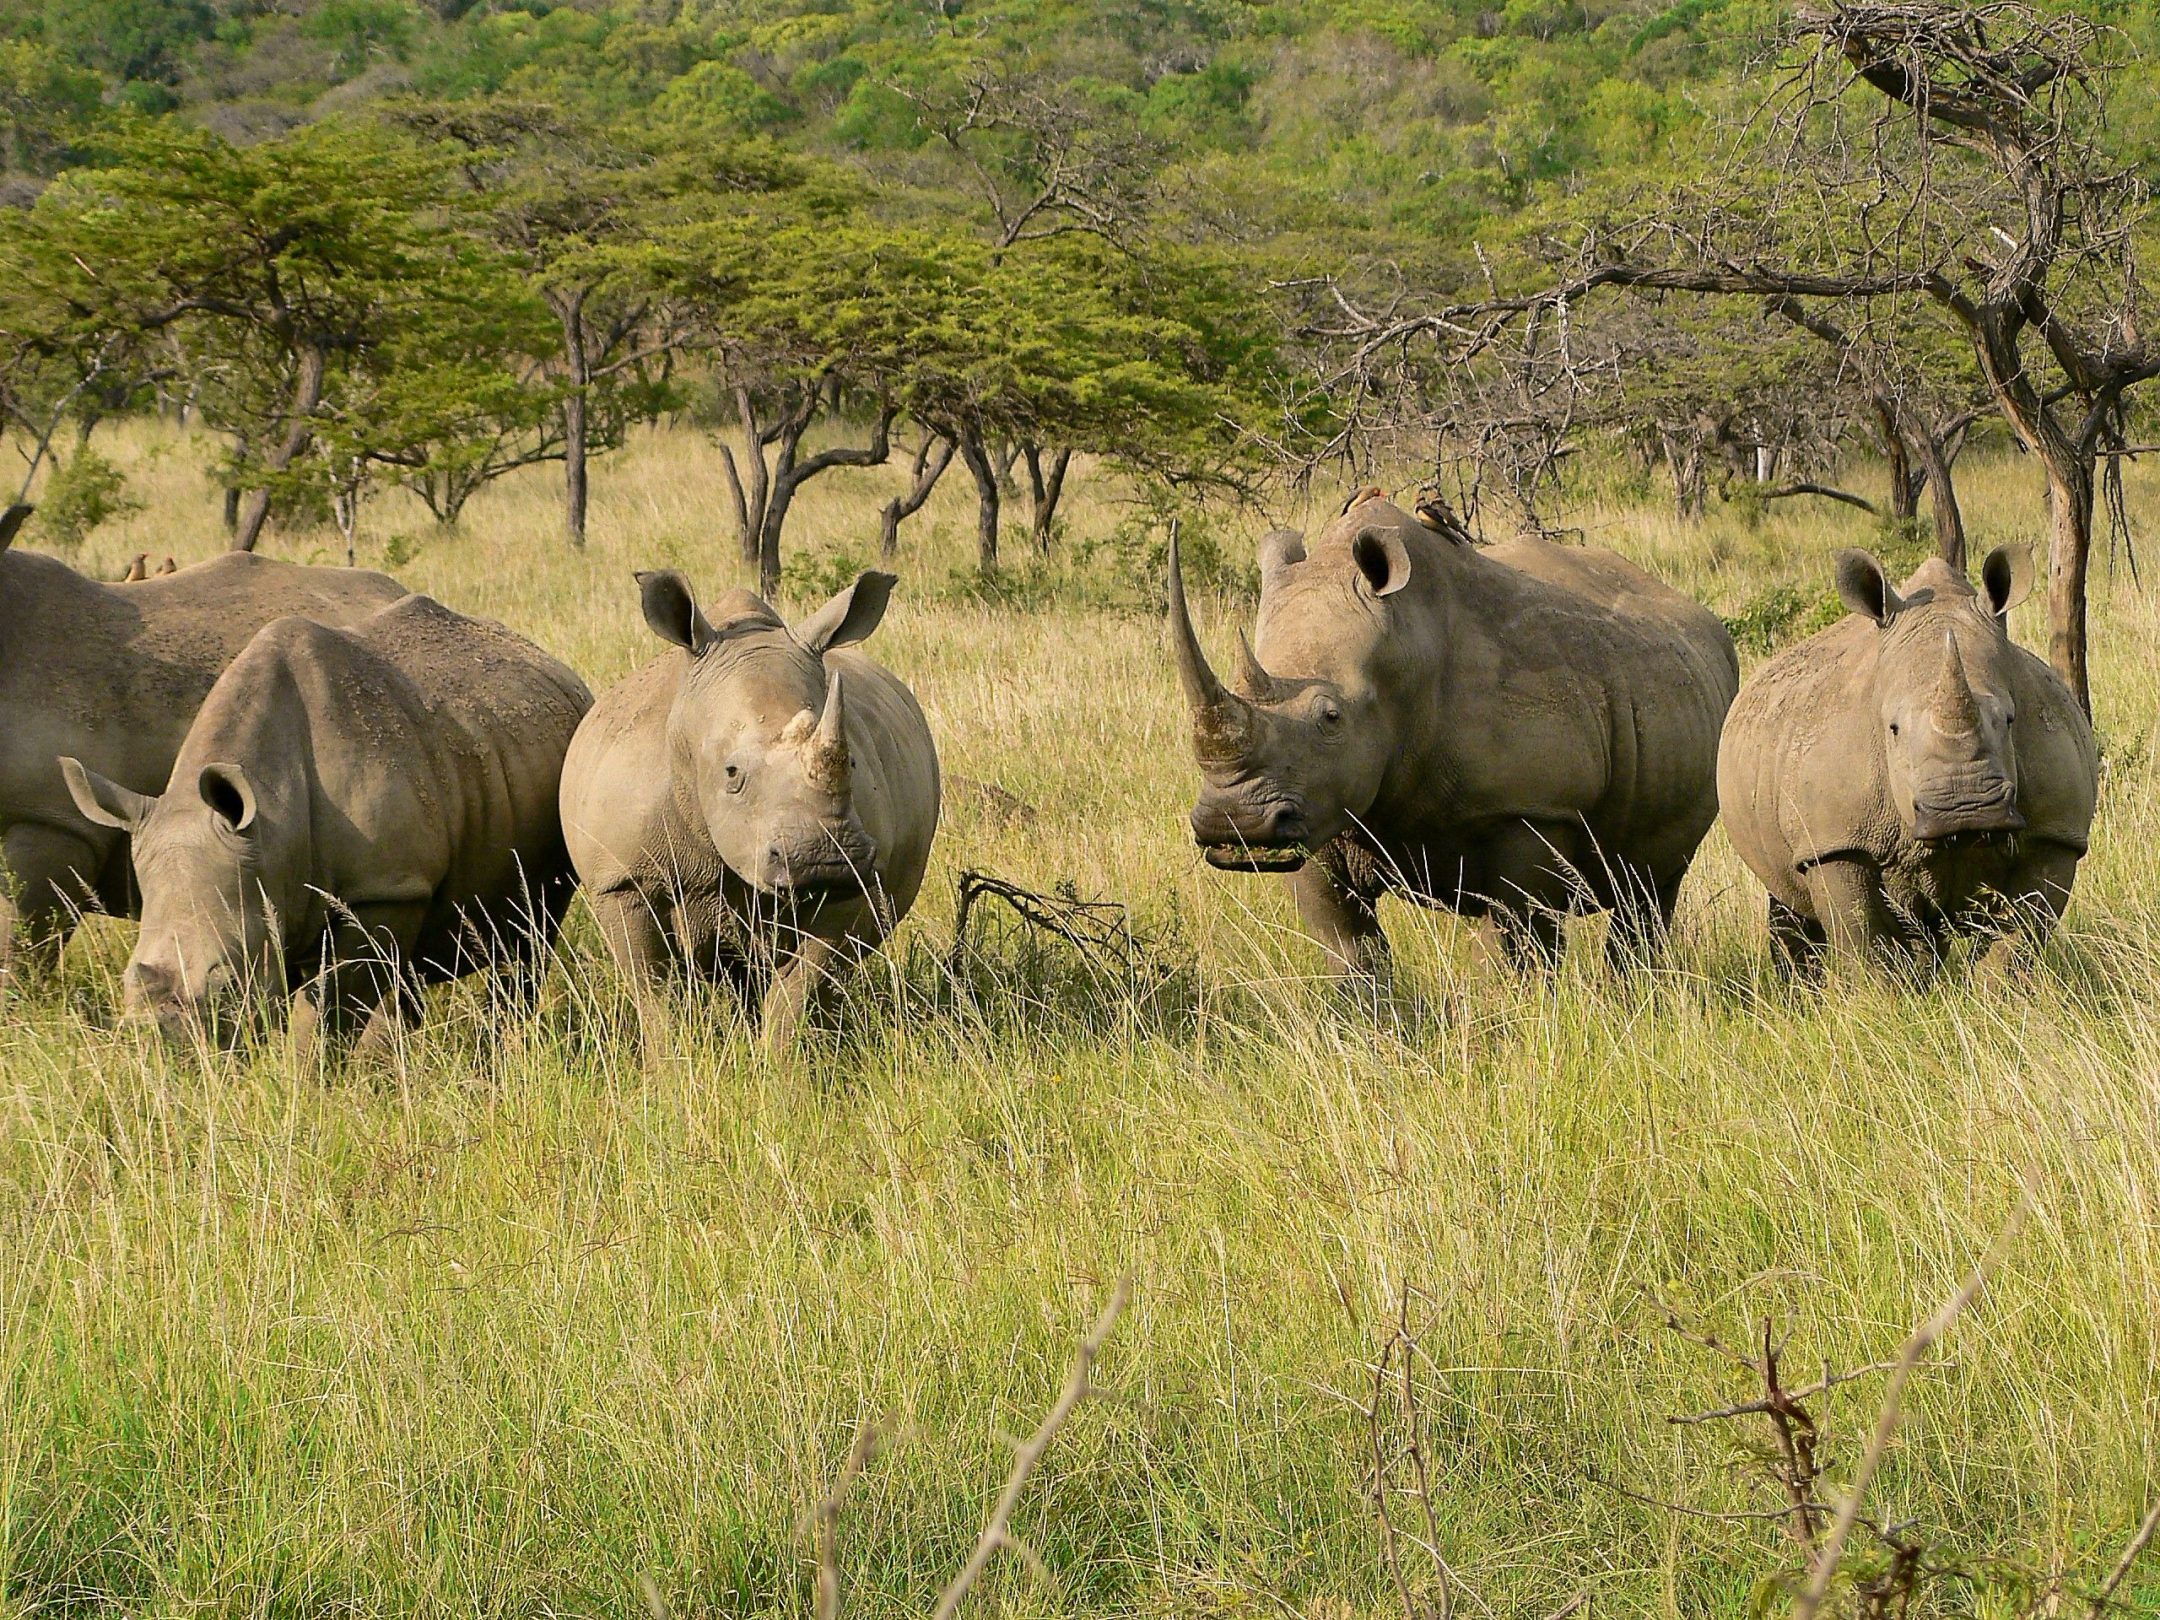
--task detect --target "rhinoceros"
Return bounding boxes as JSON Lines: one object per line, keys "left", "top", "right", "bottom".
{"left": 60, "top": 595, "right": 592, "bottom": 1042}
{"left": 1717, "top": 546, "right": 2096, "bottom": 976}
{"left": 0, "top": 505, "right": 407, "bottom": 981}
{"left": 1170, "top": 492, "right": 1739, "bottom": 975}
{"left": 558, "top": 569, "right": 940, "bottom": 1043}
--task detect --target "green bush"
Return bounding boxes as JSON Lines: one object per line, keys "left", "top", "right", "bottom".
{"left": 34, "top": 448, "right": 140, "bottom": 550}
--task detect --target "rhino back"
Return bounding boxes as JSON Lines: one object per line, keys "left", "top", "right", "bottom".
{"left": 829, "top": 648, "right": 941, "bottom": 914}
{"left": 1403, "top": 534, "right": 1736, "bottom": 869}
{"left": 0, "top": 548, "right": 404, "bottom": 832}
{"left": 341, "top": 596, "right": 591, "bottom": 919}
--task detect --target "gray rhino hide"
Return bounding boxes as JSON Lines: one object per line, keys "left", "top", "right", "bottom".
{"left": 0, "top": 521, "right": 406, "bottom": 976}
{"left": 1173, "top": 495, "right": 1739, "bottom": 974}
{"left": 67, "top": 594, "right": 591, "bottom": 1039}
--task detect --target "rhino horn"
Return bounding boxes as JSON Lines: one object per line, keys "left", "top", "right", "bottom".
{"left": 1233, "top": 629, "right": 1279, "bottom": 702}
{"left": 809, "top": 668, "right": 851, "bottom": 794}
{"left": 1932, "top": 629, "right": 1981, "bottom": 734}
{"left": 1168, "top": 524, "right": 1256, "bottom": 761}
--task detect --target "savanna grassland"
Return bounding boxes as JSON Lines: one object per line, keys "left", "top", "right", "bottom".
{"left": 4, "top": 423, "right": 2160, "bottom": 1619}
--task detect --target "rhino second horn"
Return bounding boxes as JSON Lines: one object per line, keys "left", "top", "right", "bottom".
{"left": 1233, "top": 629, "right": 1278, "bottom": 702}
{"left": 1167, "top": 525, "right": 1257, "bottom": 761}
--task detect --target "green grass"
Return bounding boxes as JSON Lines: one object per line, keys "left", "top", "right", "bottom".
{"left": 4, "top": 425, "right": 2159, "bottom": 1618}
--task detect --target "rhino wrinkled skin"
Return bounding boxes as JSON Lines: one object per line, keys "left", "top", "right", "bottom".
{"left": 61, "top": 595, "right": 592, "bottom": 1042}
{"left": 558, "top": 569, "right": 940, "bottom": 1043}
{"left": 1717, "top": 546, "right": 2097, "bottom": 976}
{"left": 0, "top": 504, "right": 407, "bottom": 980}
{"left": 1171, "top": 492, "right": 1739, "bottom": 974}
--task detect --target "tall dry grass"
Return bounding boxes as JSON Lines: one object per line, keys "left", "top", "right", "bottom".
{"left": 2, "top": 421, "right": 2158, "bottom": 1617}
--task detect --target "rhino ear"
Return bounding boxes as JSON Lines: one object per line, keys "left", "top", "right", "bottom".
{"left": 636, "top": 569, "right": 714, "bottom": 654}
{"left": 1257, "top": 528, "right": 1305, "bottom": 585}
{"left": 1835, "top": 549, "right": 1902, "bottom": 625}
{"left": 0, "top": 503, "right": 31, "bottom": 553}
{"left": 198, "top": 763, "right": 257, "bottom": 833}
{"left": 1980, "top": 544, "right": 2035, "bottom": 619}
{"left": 796, "top": 570, "right": 896, "bottom": 654}
{"left": 61, "top": 756, "right": 153, "bottom": 832}
{"left": 1351, "top": 528, "right": 1411, "bottom": 598}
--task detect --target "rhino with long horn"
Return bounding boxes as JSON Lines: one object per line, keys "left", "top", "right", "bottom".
{"left": 1718, "top": 547, "right": 2095, "bottom": 977}
{"left": 1169, "top": 494, "right": 1739, "bottom": 976}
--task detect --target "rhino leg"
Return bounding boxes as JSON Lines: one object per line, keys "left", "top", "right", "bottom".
{"left": 761, "top": 934, "right": 855, "bottom": 1051}
{"left": 1605, "top": 863, "right": 1684, "bottom": 973}
{"left": 1972, "top": 841, "right": 2081, "bottom": 978}
{"left": 0, "top": 822, "right": 107, "bottom": 983}
{"left": 1475, "top": 818, "right": 1586, "bottom": 973}
{"left": 1767, "top": 896, "right": 1826, "bottom": 981}
{"left": 314, "top": 902, "right": 429, "bottom": 1048}
{"left": 1287, "top": 857, "right": 1389, "bottom": 984}
{"left": 1803, "top": 859, "right": 1929, "bottom": 979}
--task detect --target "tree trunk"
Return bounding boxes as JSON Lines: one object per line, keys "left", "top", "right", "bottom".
{"left": 1915, "top": 429, "right": 1967, "bottom": 572}
{"left": 231, "top": 342, "right": 328, "bottom": 554}
{"left": 1024, "top": 444, "right": 1071, "bottom": 555}
{"left": 2043, "top": 455, "right": 2095, "bottom": 714}
{"left": 561, "top": 294, "right": 591, "bottom": 547}
{"left": 1876, "top": 401, "right": 1923, "bottom": 522}
{"left": 956, "top": 429, "right": 1000, "bottom": 572}
{"left": 1660, "top": 428, "right": 1705, "bottom": 521}
{"left": 879, "top": 435, "right": 955, "bottom": 563}
{"left": 733, "top": 384, "right": 772, "bottom": 573}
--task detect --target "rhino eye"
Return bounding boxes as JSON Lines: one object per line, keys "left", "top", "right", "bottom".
{"left": 723, "top": 762, "right": 746, "bottom": 794}
{"left": 1888, "top": 722, "right": 1901, "bottom": 737}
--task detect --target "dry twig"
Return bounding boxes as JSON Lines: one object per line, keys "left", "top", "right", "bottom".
{"left": 929, "top": 1276, "right": 1132, "bottom": 1620}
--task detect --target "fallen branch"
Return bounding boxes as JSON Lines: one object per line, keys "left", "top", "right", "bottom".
{"left": 929, "top": 1276, "right": 1132, "bottom": 1620}
{"left": 1760, "top": 482, "right": 1881, "bottom": 514}
{"left": 947, "top": 869, "right": 1161, "bottom": 991}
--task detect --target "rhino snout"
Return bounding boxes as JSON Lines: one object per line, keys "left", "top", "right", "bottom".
{"left": 760, "top": 827, "right": 878, "bottom": 897}
{"left": 121, "top": 959, "right": 238, "bottom": 1033}
{"left": 1190, "top": 796, "right": 1311, "bottom": 871}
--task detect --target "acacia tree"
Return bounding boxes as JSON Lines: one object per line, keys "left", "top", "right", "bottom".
{"left": 16, "top": 119, "right": 515, "bottom": 551}
{"left": 1764, "top": 296, "right": 1988, "bottom": 566}
{"left": 390, "top": 101, "right": 729, "bottom": 545}
{"left": 656, "top": 206, "right": 915, "bottom": 596}
{"left": 896, "top": 64, "right": 1166, "bottom": 550}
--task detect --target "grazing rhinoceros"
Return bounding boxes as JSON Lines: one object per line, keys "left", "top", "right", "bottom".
{"left": 558, "top": 569, "right": 940, "bottom": 1043}
{"left": 1717, "top": 545, "right": 2096, "bottom": 977}
{"left": 60, "top": 595, "right": 592, "bottom": 1043}
{"left": 1171, "top": 491, "right": 1739, "bottom": 975}
{"left": 0, "top": 505, "right": 408, "bottom": 982}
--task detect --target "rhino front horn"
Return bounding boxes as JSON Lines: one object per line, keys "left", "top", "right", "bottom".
{"left": 1167, "top": 525, "right": 1257, "bottom": 762}
{"left": 810, "top": 669, "right": 850, "bottom": 792}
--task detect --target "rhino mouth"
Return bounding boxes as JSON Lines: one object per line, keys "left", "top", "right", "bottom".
{"left": 1200, "top": 842, "right": 1309, "bottom": 873}
{"left": 1911, "top": 793, "right": 2025, "bottom": 844}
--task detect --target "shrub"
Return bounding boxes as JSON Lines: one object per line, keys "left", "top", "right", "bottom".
{"left": 35, "top": 449, "right": 140, "bottom": 550}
